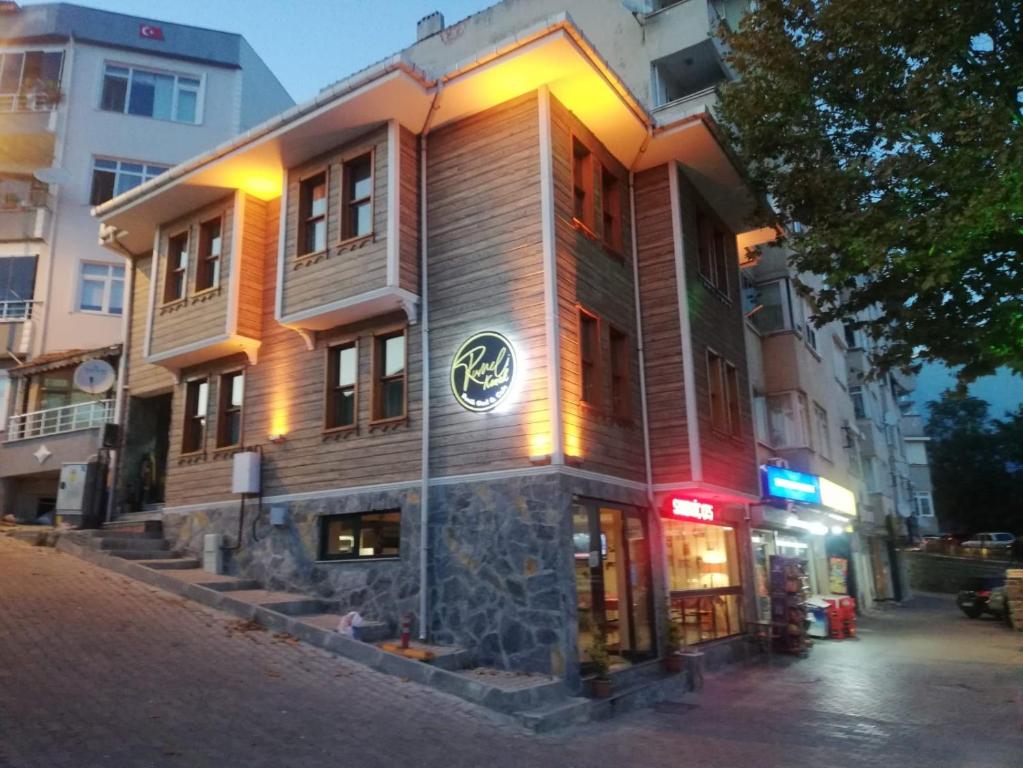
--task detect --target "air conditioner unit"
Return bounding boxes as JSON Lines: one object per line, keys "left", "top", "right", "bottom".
{"left": 765, "top": 457, "right": 790, "bottom": 469}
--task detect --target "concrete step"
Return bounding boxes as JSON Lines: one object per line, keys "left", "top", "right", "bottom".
{"left": 139, "top": 558, "right": 200, "bottom": 570}
{"left": 103, "top": 517, "right": 162, "bottom": 534}
{"left": 218, "top": 589, "right": 327, "bottom": 616}
{"left": 72, "top": 529, "right": 164, "bottom": 540}
{"left": 290, "top": 614, "right": 390, "bottom": 644}
{"left": 96, "top": 538, "right": 169, "bottom": 552}
{"left": 110, "top": 550, "right": 178, "bottom": 560}
{"left": 151, "top": 568, "right": 261, "bottom": 592}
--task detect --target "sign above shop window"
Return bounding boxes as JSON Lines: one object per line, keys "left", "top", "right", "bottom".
{"left": 761, "top": 465, "right": 821, "bottom": 505}
{"left": 664, "top": 497, "right": 715, "bottom": 522}
{"left": 450, "top": 331, "right": 517, "bottom": 413}
{"left": 819, "top": 477, "right": 857, "bottom": 517}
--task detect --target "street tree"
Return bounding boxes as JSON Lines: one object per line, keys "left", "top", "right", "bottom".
{"left": 925, "top": 394, "right": 1022, "bottom": 533}
{"left": 717, "top": 0, "right": 1023, "bottom": 382}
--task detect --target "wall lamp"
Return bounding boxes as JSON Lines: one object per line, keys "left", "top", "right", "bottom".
{"left": 267, "top": 433, "right": 287, "bottom": 445}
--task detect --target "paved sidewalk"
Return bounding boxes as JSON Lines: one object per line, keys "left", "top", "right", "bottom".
{"left": 1, "top": 537, "right": 1021, "bottom": 767}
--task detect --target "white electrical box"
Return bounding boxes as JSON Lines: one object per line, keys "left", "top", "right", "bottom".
{"left": 203, "top": 533, "right": 223, "bottom": 574}
{"left": 270, "top": 506, "right": 287, "bottom": 527}
{"left": 56, "top": 463, "right": 88, "bottom": 513}
{"left": 231, "top": 452, "right": 261, "bottom": 494}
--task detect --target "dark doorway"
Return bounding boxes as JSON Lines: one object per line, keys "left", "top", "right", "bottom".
{"left": 123, "top": 393, "right": 171, "bottom": 510}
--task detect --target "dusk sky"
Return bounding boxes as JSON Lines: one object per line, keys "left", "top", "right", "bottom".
{"left": 21, "top": 0, "right": 1023, "bottom": 420}
{"left": 23, "top": 0, "right": 497, "bottom": 102}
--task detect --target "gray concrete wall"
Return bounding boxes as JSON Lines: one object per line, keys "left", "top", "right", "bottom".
{"left": 904, "top": 551, "right": 1011, "bottom": 594}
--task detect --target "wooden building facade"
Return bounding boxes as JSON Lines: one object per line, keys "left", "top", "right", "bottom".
{"left": 97, "top": 23, "right": 770, "bottom": 685}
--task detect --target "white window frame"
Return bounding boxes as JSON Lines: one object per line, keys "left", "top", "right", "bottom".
{"left": 0, "top": 48, "right": 64, "bottom": 110}
{"left": 803, "top": 298, "right": 818, "bottom": 353}
{"left": 77, "top": 261, "right": 125, "bottom": 316}
{"left": 815, "top": 402, "right": 831, "bottom": 461}
{"left": 914, "top": 492, "right": 934, "bottom": 518}
{"left": 99, "top": 61, "right": 204, "bottom": 124}
{"left": 766, "top": 390, "right": 814, "bottom": 450}
{"left": 0, "top": 370, "right": 10, "bottom": 431}
{"left": 90, "top": 156, "right": 169, "bottom": 205}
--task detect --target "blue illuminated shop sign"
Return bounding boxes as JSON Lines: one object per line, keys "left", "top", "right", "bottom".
{"left": 761, "top": 465, "right": 822, "bottom": 505}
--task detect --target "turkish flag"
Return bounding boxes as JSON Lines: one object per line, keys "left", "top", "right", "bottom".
{"left": 140, "top": 24, "right": 164, "bottom": 40}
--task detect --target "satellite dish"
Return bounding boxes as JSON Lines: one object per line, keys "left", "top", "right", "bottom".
{"left": 73, "top": 359, "right": 116, "bottom": 395}
{"left": 34, "top": 166, "right": 72, "bottom": 186}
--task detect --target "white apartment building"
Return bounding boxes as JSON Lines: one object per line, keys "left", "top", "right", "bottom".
{"left": 0, "top": 2, "right": 291, "bottom": 520}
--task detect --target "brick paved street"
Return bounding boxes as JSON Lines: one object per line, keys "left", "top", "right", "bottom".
{"left": 1, "top": 536, "right": 1021, "bottom": 767}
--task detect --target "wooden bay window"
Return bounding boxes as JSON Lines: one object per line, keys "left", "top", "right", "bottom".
{"left": 298, "top": 171, "right": 327, "bottom": 256}
{"left": 182, "top": 378, "right": 208, "bottom": 454}
{"left": 572, "top": 137, "right": 594, "bottom": 232}
{"left": 216, "top": 371, "right": 243, "bottom": 448}
{"left": 326, "top": 342, "right": 358, "bottom": 430}
{"left": 609, "top": 325, "right": 630, "bottom": 420}
{"left": 601, "top": 166, "right": 621, "bottom": 253}
{"left": 164, "top": 230, "right": 189, "bottom": 303}
{"left": 195, "top": 216, "right": 222, "bottom": 292}
{"left": 342, "top": 153, "right": 373, "bottom": 242}
{"left": 373, "top": 329, "right": 406, "bottom": 422}
{"left": 579, "top": 309, "right": 600, "bottom": 408}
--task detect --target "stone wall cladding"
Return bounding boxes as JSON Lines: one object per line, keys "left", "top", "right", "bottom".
{"left": 162, "top": 487, "right": 422, "bottom": 634}
{"left": 427, "top": 473, "right": 574, "bottom": 678}
{"left": 160, "top": 469, "right": 660, "bottom": 684}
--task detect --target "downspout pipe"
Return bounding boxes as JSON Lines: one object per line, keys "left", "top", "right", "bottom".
{"left": 100, "top": 228, "right": 140, "bottom": 522}
{"left": 628, "top": 172, "right": 654, "bottom": 509}
{"left": 418, "top": 85, "right": 442, "bottom": 641}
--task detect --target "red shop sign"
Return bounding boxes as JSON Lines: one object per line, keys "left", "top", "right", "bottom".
{"left": 664, "top": 497, "right": 715, "bottom": 522}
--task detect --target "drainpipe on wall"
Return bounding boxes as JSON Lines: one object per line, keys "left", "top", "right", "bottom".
{"left": 418, "top": 85, "right": 442, "bottom": 641}
{"left": 628, "top": 172, "right": 654, "bottom": 510}
{"left": 100, "top": 229, "right": 139, "bottom": 522}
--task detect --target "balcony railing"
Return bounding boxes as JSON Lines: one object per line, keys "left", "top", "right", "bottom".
{"left": 0, "top": 300, "right": 39, "bottom": 321}
{"left": 0, "top": 91, "right": 58, "bottom": 113}
{"left": 6, "top": 399, "right": 113, "bottom": 441}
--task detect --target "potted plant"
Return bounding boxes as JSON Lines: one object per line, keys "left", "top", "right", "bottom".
{"left": 662, "top": 614, "right": 684, "bottom": 674}
{"left": 587, "top": 624, "right": 612, "bottom": 698}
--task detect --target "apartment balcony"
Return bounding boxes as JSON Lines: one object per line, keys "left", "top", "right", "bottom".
{"left": 0, "top": 203, "right": 51, "bottom": 241}
{"left": 0, "top": 400, "right": 111, "bottom": 480}
{"left": 0, "top": 301, "right": 40, "bottom": 359}
{"left": 6, "top": 400, "right": 114, "bottom": 443}
{"left": 857, "top": 418, "right": 883, "bottom": 458}
{"left": 0, "top": 103, "right": 58, "bottom": 175}
{"left": 846, "top": 347, "right": 867, "bottom": 379}
{"left": 647, "top": 0, "right": 742, "bottom": 123}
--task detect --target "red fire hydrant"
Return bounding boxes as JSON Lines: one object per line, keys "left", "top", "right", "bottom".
{"left": 400, "top": 614, "right": 412, "bottom": 649}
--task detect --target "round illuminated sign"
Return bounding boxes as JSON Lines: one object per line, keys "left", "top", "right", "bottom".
{"left": 450, "top": 331, "right": 517, "bottom": 413}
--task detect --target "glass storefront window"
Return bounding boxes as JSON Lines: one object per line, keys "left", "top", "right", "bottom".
{"left": 664, "top": 519, "right": 743, "bottom": 644}
{"left": 664, "top": 520, "right": 740, "bottom": 591}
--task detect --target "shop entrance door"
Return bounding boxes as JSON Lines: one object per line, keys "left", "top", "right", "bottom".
{"left": 573, "top": 499, "right": 654, "bottom": 671}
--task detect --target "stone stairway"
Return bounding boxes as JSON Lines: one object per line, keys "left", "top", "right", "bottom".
{"left": 56, "top": 521, "right": 582, "bottom": 728}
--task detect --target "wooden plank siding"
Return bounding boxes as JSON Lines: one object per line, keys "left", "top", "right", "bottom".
{"left": 128, "top": 254, "right": 175, "bottom": 396}
{"left": 281, "top": 125, "right": 390, "bottom": 317}
{"left": 549, "top": 95, "right": 645, "bottom": 482}
{"left": 399, "top": 125, "right": 420, "bottom": 295}
{"left": 150, "top": 196, "right": 234, "bottom": 356}
{"left": 235, "top": 195, "right": 267, "bottom": 340}
{"left": 160, "top": 198, "right": 423, "bottom": 506}
{"left": 634, "top": 165, "right": 691, "bottom": 485}
{"left": 675, "top": 169, "right": 759, "bottom": 496}
{"left": 425, "top": 92, "right": 549, "bottom": 476}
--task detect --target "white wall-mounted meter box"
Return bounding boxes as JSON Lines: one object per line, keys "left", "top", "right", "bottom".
{"left": 231, "top": 452, "right": 261, "bottom": 494}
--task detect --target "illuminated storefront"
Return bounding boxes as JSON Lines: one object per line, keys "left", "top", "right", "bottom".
{"left": 752, "top": 466, "right": 858, "bottom": 616}
{"left": 662, "top": 498, "right": 746, "bottom": 645}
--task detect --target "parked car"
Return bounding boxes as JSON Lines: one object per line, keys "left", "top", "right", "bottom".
{"left": 960, "top": 532, "right": 1015, "bottom": 550}
{"left": 956, "top": 577, "right": 1008, "bottom": 620}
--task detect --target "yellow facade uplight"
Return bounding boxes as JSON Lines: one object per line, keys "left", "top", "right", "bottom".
{"left": 221, "top": 168, "right": 283, "bottom": 201}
